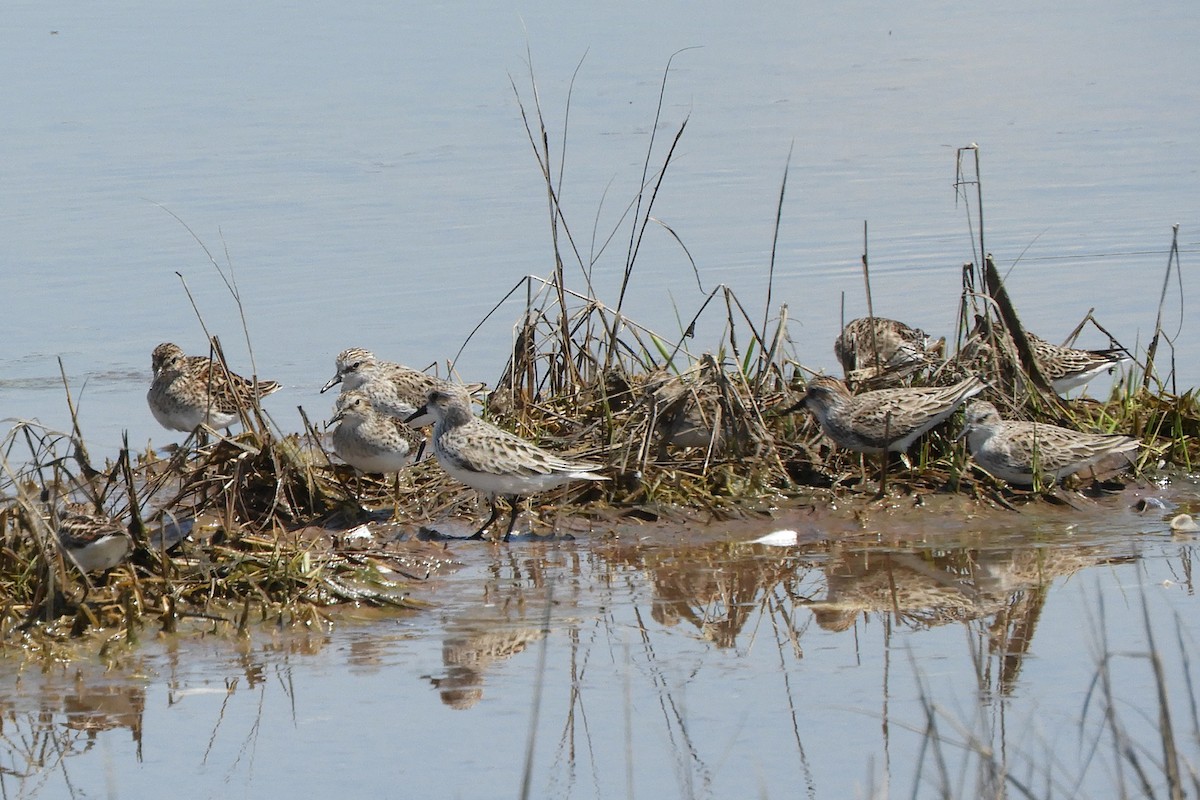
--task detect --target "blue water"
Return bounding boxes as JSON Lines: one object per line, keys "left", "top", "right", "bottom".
{"left": 1, "top": 1, "right": 1199, "bottom": 796}
{"left": 0, "top": 507, "right": 1194, "bottom": 799}
{"left": 2, "top": 1, "right": 1197, "bottom": 452}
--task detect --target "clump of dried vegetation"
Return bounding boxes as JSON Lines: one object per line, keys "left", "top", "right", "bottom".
{"left": 0, "top": 65, "right": 1195, "bottom": 649}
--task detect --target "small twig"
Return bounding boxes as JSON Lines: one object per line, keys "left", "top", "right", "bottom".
{"left": 1144, "top": 224, "right": 1182, "bottom": 393}
{"left": 763, "top": 144, "right": 793, "bottom": 342}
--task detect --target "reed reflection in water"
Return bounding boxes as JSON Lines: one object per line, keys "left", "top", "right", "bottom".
{"left": 0, "top": 526, "right": 1193, "bottom": 798}
{"left": 0, "top": 671, "right": 146, "bottom": 783}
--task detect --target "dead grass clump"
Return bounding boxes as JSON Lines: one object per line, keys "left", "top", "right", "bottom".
{"left": 477, "top": 277, "right": 800, "bottom": 512}
{"left": 0, "top": 418, "right": 439, "bottom": 647}
{"left": 144, "top": 428, "right": 333, "bottom": 532}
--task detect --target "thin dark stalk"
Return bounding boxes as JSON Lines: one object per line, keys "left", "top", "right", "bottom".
{"left": 615, "top": 48, "right": 698, "bottom": 315}
{"left": 54, "top": 358, "right": 97, "bottom": 485}
{"left": 661, "top": 286, "right": 722, "bottom": 369}
{"left": 585, "top": 171, "right": 662, "bottom": 284}
{"left": 973, "top": 147, "right": 985, "bottom": 285}
{"left": 117, "top": 434, "right": 148, "bottom": 554}
{"left": 1172, "top": 610, "right": 1200, "bottom": 745}
{"left": 759, "top": 302, "right": 789, "bottom": 392}
{"left": 519, "top": 43, "right": 577, "bottom": 386}
{"left": 762, "top": 144, "right": 793, "bottom": 344}
{"left": 508, "top": 72, "right": 591, "bottom": 298}
{"left": 721, "top": 286, "right": 781, "bottom": 376}
{"left": 839, "top": 292, "right": 847, "bottom": 359}
{"left": 451, "top": 274, "right": 537, "bottom": 374}
{"left": 519, "top": 580, "right": 555, "bottom": 800}
{"left": 155, "top": 204, "right": 263, "bottom": 380}
{"left": 1141, "top": 590, "right": 1184, "bottom": 800}
{"left": 554, "top": 51, "right": 586, "bottom": 204}
{"left": 1000, "top": 230, "right": 1049, "bottom": 283}
{"left": 862, "top": 220, "right": 881, "bottom": 372}
{"left": 614, "top": 115, "right": 689, "bottom": 319}
{"left": 649, "top": 217, "right": 703, "bottom": 293}
{"left": 1143, "top": 224, "right": 1182, "bottom": 393}
{"left": 954, "top": 144, "right": 985, "bottom": 285}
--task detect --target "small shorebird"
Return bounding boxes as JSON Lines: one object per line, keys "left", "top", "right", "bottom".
{"left": 791, "top": 375, "right": 986, "bottom": 454}
{"left": 321, "top": 347, "right": 467, "bottom": 428}
{"left": 330, "top": 390, "right": 424, "bottom": 474}
{"left": 959, "top": 400, "right": 1140, "bottom": 487}
{"left": 147, "top": 342, "right": 280, "bottom": 432}
{"left": 968, "top": 316, "right": 1131, "bottom": 395}
{"left": 1025, "top": 331, "right": 1131, "bottom": 394}
{"left": 56, "top": 506, "right": 133, "bottom": 574}
{"left": 788, "top": 374, "right": 986, "bottom": 493}
{"left": 648, "top": 354, "right": 726, "bottom": 452}
{"left": 408, "top": 388, "right": 607, "bottom": 541}
{"left": 834, "top": 317, "right": 943, "bottom": 386}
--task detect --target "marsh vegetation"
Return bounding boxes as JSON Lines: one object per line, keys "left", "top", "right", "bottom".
{"left": 0, "top": 66, "right": 1194, "bottom": 649}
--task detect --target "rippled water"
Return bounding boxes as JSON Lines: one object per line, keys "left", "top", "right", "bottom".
{"left": 2, "top": 1, "right": 1199, "bottom": 797}
{"left": 3, "top": 1, "right": 1198, "bottom": 452}
{"left": 1, "top": 497, "right": 1196, "bottom": 798}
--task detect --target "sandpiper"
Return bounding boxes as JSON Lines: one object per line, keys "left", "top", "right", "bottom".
{"left": 834, "top": 317, "right": 943, "bottom": 385}
{"left": 791, "top": 375, "right": 986, "bottom": 454}
{"left": 321, "top": 347, "right": 465, "bottom": 428}
{"left": 147, "top": 342, "right": 280, "bottom": 432}
{"left": 56, "top": 507, "right": 133, "bottom": 574}
{"left": 1025, "top": 331, "right": 1131, "bottom": 394}
{"left": 330, "top": 390, "right": 424, "bottom": 474}
{"left": 968, "top": 316, "right": 1131, "bottom": 395}
{"left": 407, "top": 388, "right": 607, "bottom": 541}
{"left": 959, "top": 400, "right": 1140, "bottom": 487}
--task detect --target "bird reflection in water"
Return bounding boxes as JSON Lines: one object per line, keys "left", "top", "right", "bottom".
{"left": 427, "top": 623, "right": 544, "bottom": 709}
{"left": 598, "top": 535, "right": 1129, "bottom": 693}
{"left": 0, "top": 673, "right": 147, "bottom": 784}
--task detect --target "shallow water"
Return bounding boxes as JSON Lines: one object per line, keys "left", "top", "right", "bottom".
{"left": 2, "top": 493, "right": 1196, "bottom": 798}
{"left": 2, "top": 1, "right": 1198, "bottom": 452}
{"left": 3, "top": 1, "right": 1200, "bottom": 797}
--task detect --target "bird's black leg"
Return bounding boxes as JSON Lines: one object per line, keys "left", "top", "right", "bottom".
{"left": 501, "top": 496, "right": 523, "bottom": 542}
{"left": 469, "top": 500, "right": 502, "bottom": 540}
{"left": 874, "top": 413, "right": 894, "bottom": 499}
{"left": 874, "top": 453, "right": 890, "bottom": 500}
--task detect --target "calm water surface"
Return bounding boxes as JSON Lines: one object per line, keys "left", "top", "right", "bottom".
{"left": 1, "top": 499, "right": 1195, "bottom": 798}
{"left": 2, "top": 1, "right": 1200, "bottom": 797}
{"left": 1, "top": 1, "right": 1198, "bottom": 451}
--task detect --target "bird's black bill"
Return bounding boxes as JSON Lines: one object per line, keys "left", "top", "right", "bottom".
{"left": 404, "top": 404, "right": 429, "bottom": 425}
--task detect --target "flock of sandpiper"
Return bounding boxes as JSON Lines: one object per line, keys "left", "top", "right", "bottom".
{"left": 48, "top": 315, "right": 1141, "bottom": 574}
{"left": 810, "top": 316, "right": 1139, "bottom": 484}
